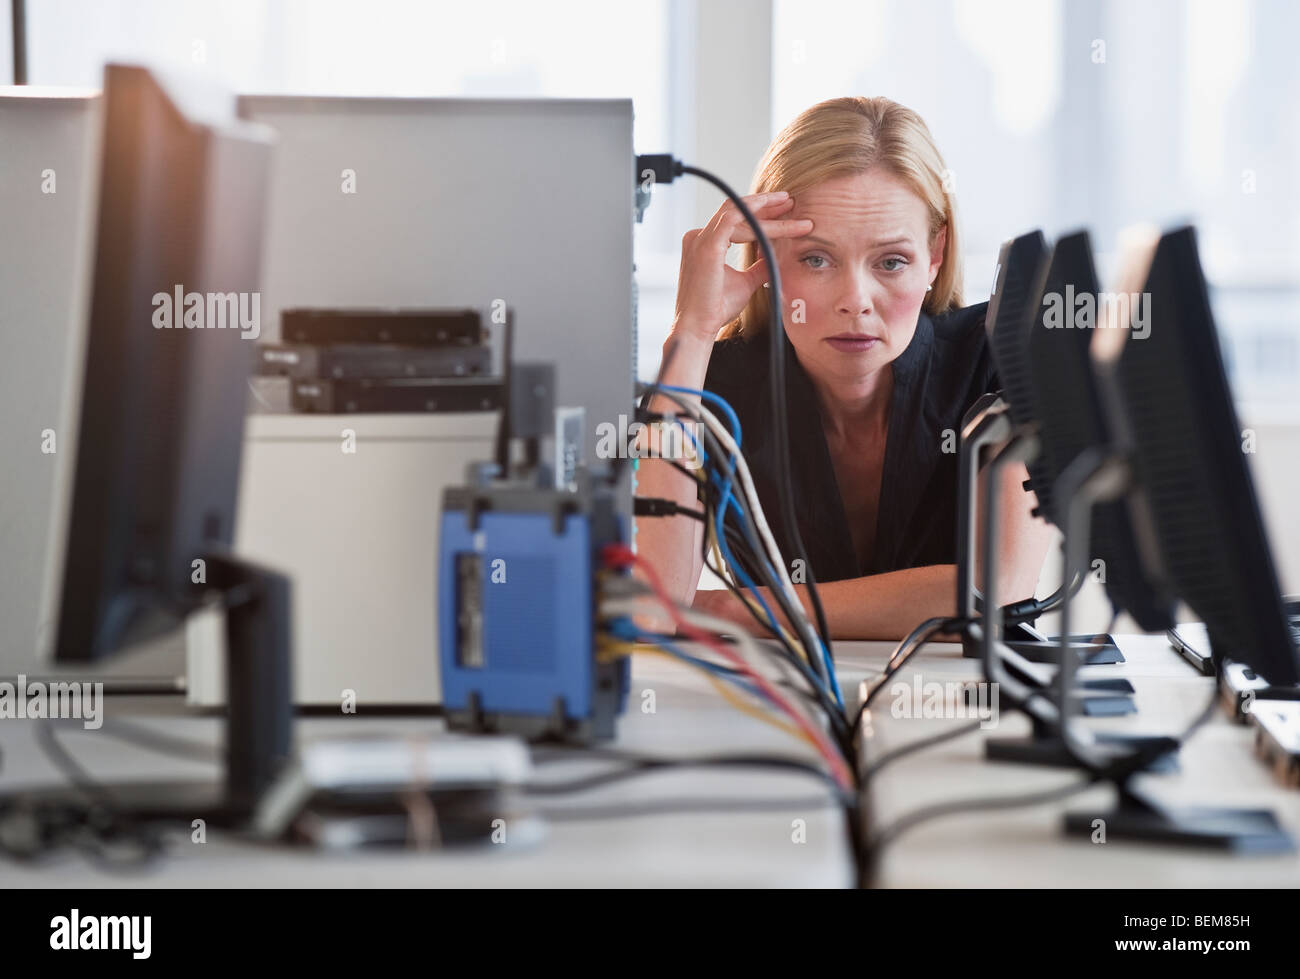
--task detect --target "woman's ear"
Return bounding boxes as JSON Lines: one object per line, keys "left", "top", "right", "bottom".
{"left": 928, "top": 224, "right": 947, "bottom": 286}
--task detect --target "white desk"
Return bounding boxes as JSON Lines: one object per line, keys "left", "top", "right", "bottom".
{"left": 1, "top": 634, "right": 1297, "bottom": 887}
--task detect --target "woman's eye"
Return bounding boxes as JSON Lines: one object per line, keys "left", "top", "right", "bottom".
{"left": 881, "top": 256, "right": 909, "bottom": 272}
{"left": 801, "top": 255, "right": 829, "bottom": 269}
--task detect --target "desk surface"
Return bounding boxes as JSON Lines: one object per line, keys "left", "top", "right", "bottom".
{"left": 2, "top": 635, "right": 1297, "bottom": 888}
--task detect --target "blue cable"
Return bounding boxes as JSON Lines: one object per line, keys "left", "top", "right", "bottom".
{"left": 657, "top": 384, "right": 741, "bottom": 444}
{"left": 668, "top": 434, "right": 839, "bottom": 706}
{"left": 605, "top": 620, "right": 763, "bottom": 698}
{"left": 657, "top": 383, "right": 843, "bottom": 707}
{"left": 714, "top": 492, "right": 843, "bottom": 707}
{"left": 643, "top": 382, "right": 842, "bottom": 706}
{"left": 650, "top": 386, "right": 785, "bottom": 635}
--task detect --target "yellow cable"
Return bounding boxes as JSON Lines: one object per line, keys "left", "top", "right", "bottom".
{"left": 597, "top": 638, "right": 812, "bottom": 748}
{"left": 702, "top": 671, "right": 808, "bottom": 743}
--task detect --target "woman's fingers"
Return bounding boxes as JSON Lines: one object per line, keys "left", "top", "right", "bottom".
{"left": 702, "top": 191, "right": 789, "bottom": 240}
{"left": 703, "top": 190, "right": 788, "bottom": 234}
{"left": 741, "top": 256, "right": 770, "bottom": 292}
{"left": 731, "top": 218, "right": 814, "bottom": 244}
{"left": 673, "top": 191, "right": 812, "bottom": 340}
{"left": 702, "top": 195, "right": 813, "bottom": 252}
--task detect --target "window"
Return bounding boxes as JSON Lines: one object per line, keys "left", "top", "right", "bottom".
{"left": 771, "top": 0, "right": 1300, "bottom": 411}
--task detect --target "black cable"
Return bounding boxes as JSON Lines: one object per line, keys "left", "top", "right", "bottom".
{"left": 850, "top": 616, "right": 967, "bottom": 741}
{"left": 663, "top": 398, "right": 852, "bottom": 749}
{"left": 697, "top": 512, "right": 854, "bottom": 750}
{"left": 693, "top": 549, "right": 850, "bottom": 725}
{"left": 629, "top": 202, "right": 1047, "bottom": 882}
{"left": 602, "top": 528, "right": 848, "bottom": 741}
{"left": 538, "top": 795, "right": 841, "bottom": 822}
{"left": 639, "top": 387, "right": 819, "bottom": 643}
{"left": 676, "top": 164, "right": 837, "bottom": 684}
{"left": 681, "top": 411, "right": 812, "bottom": 628}
{"left": 4, "top": 723, "right": 170, "bottom": 870}
{"left": 524, "top": 751, "right": 851, "bottom": 804}
{"left": 33, "top": 722, "right": 115, "bottom": 808}
{"left": 645, "top": 360, "right": 1114, "bottom": 880}
{"left": 56, "top": 717, "right": 220, "bottom": 765}
{"left": 869, "top": 773, "right": 1100, "bottom": 855}
{"left": 600, "top": 613, "right": 835, "bottom": 717}
{"left": 493, "top": 307, "right": 515, "bottom": 475}
{"left": 0, "top": 717, "right": 221, "bottom": 867}
{"left": 863, "top": 719, "right": 984, "bottom": 780}
{"left": 641, "top": 383, "right": 829, "bottom": 691}
{"left": 0, "top": 796, "right": 164, "bottom": 870}
{"left": 0, "top": 676, "right": 185, "bottom": 696}
{"left": 848, "top": 613, "right": 973, "bottom": 885}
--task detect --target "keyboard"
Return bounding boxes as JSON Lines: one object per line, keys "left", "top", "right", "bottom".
{"left": 1167, "top": 600, "right": 1300, "bottom": 680}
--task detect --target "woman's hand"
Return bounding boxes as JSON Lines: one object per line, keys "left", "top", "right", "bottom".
{"left": 672, "top": 191, "right": 813, "bottom": 343}
{"left": 636, "top": 194, "right": 812, "bottom": 616}
{"left": 690, "top": 586, "right": 777, "bottom": 638}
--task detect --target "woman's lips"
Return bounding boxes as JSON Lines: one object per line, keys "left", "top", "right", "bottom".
{"left": 825, "top": 335, "right": 881, "bottom": 353}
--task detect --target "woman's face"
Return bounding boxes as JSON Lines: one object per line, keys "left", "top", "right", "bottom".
{"left": 775, "top": 169, "right": 945, "bottom": 388}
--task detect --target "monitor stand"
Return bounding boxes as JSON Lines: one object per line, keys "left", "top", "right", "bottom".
{"left": 1, "top": 555, "right": 293, "bottom": 834}
{"left": 968, "top": 636, "right": 1138, "bottom": 716}
{"left": 1002, "top": 620, "right": 1124, "bottom": 665}
{"left": 953, "top": 399, "right": 1124, "bottom": 665}
{"left": 986, "top": 713, "right": 1179, "bottom": 773}
{"left": 1064, "top": 784, "right": 1294, "bottom": 852}
{"left": 1051, "top": 449, "right": 1294, "bottom": 854}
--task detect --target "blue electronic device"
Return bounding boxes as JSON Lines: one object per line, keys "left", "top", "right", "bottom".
{"left": 437, "top": 474, "right": 630, "bottom": 742}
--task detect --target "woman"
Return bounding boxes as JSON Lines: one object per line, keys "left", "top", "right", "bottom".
{"left": 636, "top": 96, "right": 1054, "bottom": 641}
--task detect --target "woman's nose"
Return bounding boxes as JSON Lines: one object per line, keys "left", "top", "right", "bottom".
{"left": 836, "top": 270, "right": 875, "bottom": 317}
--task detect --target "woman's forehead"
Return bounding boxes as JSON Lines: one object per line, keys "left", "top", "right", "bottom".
{"left": 789, "top": 171, "right": 929, "bottom": 242}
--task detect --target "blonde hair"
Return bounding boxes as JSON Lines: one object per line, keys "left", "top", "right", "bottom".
{"left": 719, "top": 96, "right": 963, "bottom": 340}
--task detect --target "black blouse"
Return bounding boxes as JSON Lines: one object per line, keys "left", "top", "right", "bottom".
{"left": 701, "top": 302, "right": 998, "bottom": 584}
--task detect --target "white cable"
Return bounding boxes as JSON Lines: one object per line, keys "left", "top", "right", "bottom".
{"left": 644, "top": 386, "right": 829, "bottom": 681}
{"left": 688, "top": 399, "right": 824, "bottom": 661}
{"left": 677, "top": 606, "right": 826, "bottom": 732}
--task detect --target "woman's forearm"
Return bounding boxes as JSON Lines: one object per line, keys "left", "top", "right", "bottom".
{"left": 695, "top": 565, "right": 962, "bottom": 642}
{"left": 632, "top": 329, "right": 714, "bottom": 616}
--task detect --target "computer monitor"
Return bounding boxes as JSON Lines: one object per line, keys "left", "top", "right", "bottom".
{"left": 43, "top": 64, "right": 267, "bottom": 663}
{"left": 984, "top": 230, "right": 1053, "bottom": 515}
{"left": 1093, "top": 226, "right": 1300, "bottom": 686}
{"left": 968, "top": 231, "right": 1120, "bottom": 668}
{"left": 1019, "top": 230, "right": 1175, "bottom": 633}
{"left": 29, "top": 63, "right": 289, "bottom": 822}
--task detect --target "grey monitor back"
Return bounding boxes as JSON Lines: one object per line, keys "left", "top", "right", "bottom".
{"left": 236, "top": 95, "right": 636, "bottom": 512}
{"left": 0, "top": 90, "right": 102, "bottom": 674}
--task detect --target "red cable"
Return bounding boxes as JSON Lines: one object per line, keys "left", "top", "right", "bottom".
{"left": 604, "top": 544, "right": 853, "bottom": 790}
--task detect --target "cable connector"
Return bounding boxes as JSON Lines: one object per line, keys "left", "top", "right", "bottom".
{"left": 634, "top": 496, "right": 688, "bottom": 518}
{"left": 635, "top": 153, "right": 682, "bottom": 187}
{"left": 633, "top": 154, "right": 683, "bottom": 223}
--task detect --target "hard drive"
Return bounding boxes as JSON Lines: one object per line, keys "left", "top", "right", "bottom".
{"left": 290, "top": 376, "right": 503, "bottom": 414}
{"left": 1248, "top": 700, "right": 1300, "bottom": 788}
{"left": 257, "top": 342, "right": 492, "bottom": 380}
{"left": 280, "top": 308, "right": 485, "bottom": 346}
